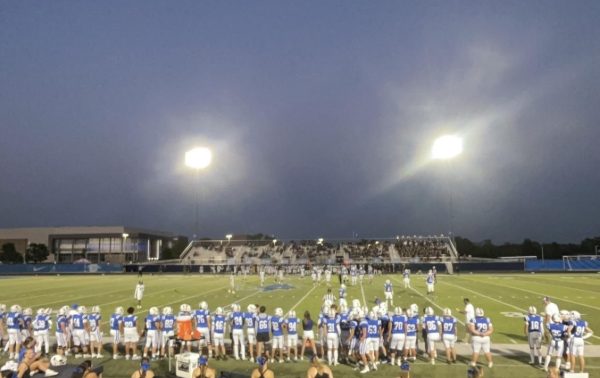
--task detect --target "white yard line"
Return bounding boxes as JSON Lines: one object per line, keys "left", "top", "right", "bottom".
{"left": 359, "top": 281, "right": 367, "bottom": 307}
{"left": 288, "top": 283, "right": 320, "bottom": 313}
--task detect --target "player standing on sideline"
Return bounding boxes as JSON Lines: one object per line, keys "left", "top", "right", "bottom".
{"left": 524, "top": 306, "right": 543, "bottom": 365}
{"left": 270, "top": 308, "right": 285, "bottom": 363}
{"left": 245, "top": 304, "right": 257, "bottom": 362}
{"left": 569, "top": 310, "right": 593, "bottom": 373}
{"left": 160, "top": 307, "right": 175, "bottom": 358}
{"left": 229, "top": 304, "right": 246, "bottom": 360}
{"left": 441, "top": 308, "right": 457, "bottom": 364}
{"left": 123, "top": 306, "right": 141, "bottom": 360}
{"left": 403, "top": 269, "right": 411, "bottom": 289}
{"left": 459, "top": 298, "right": 475, "bottom": 343}
{"left": 33, "top": 308, "right": 51, "bottom": 355}
{"left": 421, "top": 307, "right": 441, "bottom": 364}
{"left": 426, "top": 270, "right": 435, "bottom": 295}
{"left": 212, "top": 307, "right": 227, "bottom": 360}
{"left": 71, "top": 305, "right": 90, "bottom": 358}
{"left": 194, "top": 301, "right": 212, "bottom": 357}
{"left": 255, "top": 306, "right": 271, "bottom": 361}
{"left": 55, "top": 307, "right": 69, "bottom": 356}
{"left": 134, "top": 281, "right": 145, "bottom": 309}
{"left": 110, "top": 306, "right": 124, "bottom": 359}
{"left": 286, "top": 310, "right": 299, "bottom": 361}
{"left": 468, "top": 308, "right": 493, "bottom": 368}
{"left": 544, "top": 314, "right": 567, "bottom": 371}
{"left": 21, "top": 308, "right": 33, "bottom": 339}
{"left": 325, "top": 308, "right": 341, "bottom": 366}
{"left": 403, "top": 307, "right": 419, "bottom": 362}
{"left": 143, "top": 307, "right": 161, "bottom": 360}
{"left": 388, "top": 307, "right": 407, "bottom": 366}
{"left": 384, "top": 280, "right": 394, "bottom": 307}
{"left": 88, "top": 306, "right": 103, "bottom": 358}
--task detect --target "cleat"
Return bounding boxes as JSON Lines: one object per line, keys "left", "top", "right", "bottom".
{"left": 488, "top": 362, "right": 493, "bottom": 368}
{"left": 45, "top": 369, "right": 59, "bottom": 377}
{"left": 360, "top": 366, "right": 370, "bottom": 374}
{"left": 132, "top": 354, "right": 141, "bottom": 360}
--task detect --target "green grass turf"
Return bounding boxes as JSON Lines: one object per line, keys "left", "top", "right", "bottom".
{"left": 1, "top": 272, "right": 599, "bottom": 377}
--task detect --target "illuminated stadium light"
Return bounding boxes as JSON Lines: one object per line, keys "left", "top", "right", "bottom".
{"left": 185, "top": 147, "right": 212, "bottom": 169}
{"left": 317, "top": 238, "right": 324, "bottom": 245}
{"left": 226, "top": 234, "right": 233, "bottom": 242}
{"left": 431, "top": 135, "right": 463, "bottom": 160}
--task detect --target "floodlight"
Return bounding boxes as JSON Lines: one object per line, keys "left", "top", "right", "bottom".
{"left": 185, "top": 147, "right": 212, "bottom": 169}
{"left": 431, "top": 135, "right": 463, "bottom": 160}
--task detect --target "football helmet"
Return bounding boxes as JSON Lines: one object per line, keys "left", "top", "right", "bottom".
{"left": 115, "top": 306, "right": 124, "bottom": 315}
{"left": 0, "top": 304, "right": 6, "bottom": 312}
{"left": 247, "top": 304, "right": 256, "bottom": 313}
{"left": 410, "top": 304, "right": 418, "bottom": 314}
{"left": 91, "top": 306, "right": 100, "bottom": 314}
{"left": 232, "top": 304, "right": 240, "bottom": 312}
{"left": 288, "top": 310, "right": 296, "bottom": 318}
{"left": 23, "top": 307, "right": 32, "bottom": 316}
{"left": 571, "top": 311, "right": 581, "bottom": 320}
{"left": 552, "top": 313, "right": 561, "bottom": 323}
{"left": 149, "top": 307, "right": 159, "bottom": 316}
{"left": 275, "top": 307, "right": 283, "bottom": 317}
{"left": 475, "top": 308, "right": 484, "bottom": 317}
{"left": 50, "top": 355, "right": 67, "bottom": 366}
{"left": 394, "top": 307, "right": 403, "bottom": 315}
{"left": 162, "top": 306, "right": 173, "bottom": 315}
{"left": 77, "top": 306, "right": 87, "bottom": 315}
{"left": 528, "top": 306, "right": 537, "bottom": 315}
{"left": 443, "top": 308, "right": 452, "bottom": 316}
{"left": 215, "top": 307, "right": 223, "bottom": 316}
{"left": 199, "top": 301, "right": 208, "bottom": 310}
{"left": 425, "top": 307, "right": 434, "bottom": 316}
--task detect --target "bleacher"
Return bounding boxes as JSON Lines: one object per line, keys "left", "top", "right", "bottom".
{"left": 179, "top": 235, "right": 457, "bottom": 265}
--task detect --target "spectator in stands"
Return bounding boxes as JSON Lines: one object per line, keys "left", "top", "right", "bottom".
{"left": 251, "top": 356, "right": 274, "bottom": 378}
{"left": 306, "top": 356, "right": 333, "bottom": 378}
{"left": 130, "top": 357, "right": 154, "bottom": 378}
{"left": 191, "top": 355, "right": 215, "bottom": 378}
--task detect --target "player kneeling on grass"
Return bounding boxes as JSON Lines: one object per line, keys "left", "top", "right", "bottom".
{"left": 88, "top": 306, "right": 103, "bottom": 359}
{"left": 441, "top": 308, "right": 457, "bottom": 364}
{"left": 524, "top": 306, "right": 543, "bottom": 365}
{"left": 468, "top": 307, "right": 493, "bottom": 368}
{"left": 123, "top": 307, "right": 141, "bottom": 360}
{"left": 211, "top": 307, "right": 227, "bottom": 360}
{"left": 421, "top": 307, "right": 441, "bottom": 365}
{"left": 143, "top": 307, "right": 161, "bottom": 360}
{"left": 110, "top": 307, "right": 124, "bottom": 359}
{"left": 568, "top": 310, "right": 593, "bottom": 373}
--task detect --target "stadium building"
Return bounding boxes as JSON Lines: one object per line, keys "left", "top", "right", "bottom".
{"left": 0, "top": 226, "right": 176, "bottom": 263}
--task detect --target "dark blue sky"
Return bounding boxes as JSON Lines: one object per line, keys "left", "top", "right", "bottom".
{"left": 1, "top": 1, "right": 599, "bottom": 242}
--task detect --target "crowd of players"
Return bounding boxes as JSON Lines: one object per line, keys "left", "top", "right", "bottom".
{"left": 0, "top": 271, "right": 594, "bottom": 377}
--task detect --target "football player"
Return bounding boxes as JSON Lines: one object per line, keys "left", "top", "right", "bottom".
{"left": 88, "top": 306, "right": 103, "bottom": 358}
{"left": 402, "top": 269, "right": 411, "bottom": 289}
{"left": 212, "top": 307, "right": 227, "bottom": 360}
{"left": 387, "top": 307, "right": 407, "bottom": 366}
{"left": 143, "top": 307, "right": 161, "bottom": 359}
{"left": 160, "top": 306, "right": 175, "bottom": 358}
{"left": 569, "top": 310, "right": 593, "bottom": 373}
{"left": 524, "top": 306, "right": 543, "bottom": 365}
{"left": 286, "top": 310, "right": 299, "bottom": 361}
{"left": 110, "top": 306, "right": 124, "bottom": 359}
{"left": 384, "top": 280, "right": 394, "bottom": 307}
{"left": 421, "top": 307, "right": 441, "bottom": 364}
{"left": 194, "top": 301, "right": 212, "bottom": 357}
{"left": 468, "top": 308, "right": 494, "bottom": 368}
{"left": 229, "top": 304, "right": 246, "bottom": 360}
{"left": 123, "top": 306, "right": 141, "bottom": 360}
{"left": 55, "top": 307, "right": 69, "bottom": 356}
{"left": 544, "top": 313, "right": 567, "bottom": 371}
{"left": 270, "top": 308, "right": 284, "bottom": 363}
{"left": 33, "top": 308, "right": 51, "bottom": 355}
{"left": 441, "top": 308, "right": 457, "bottom": 364}
{"left": 245, "top": 304, "right": 257, "bottom": 361}
{"left": 426, "top": 270, "right": 435, "bottom": 294}
{"left": 71, "top": 305, "right": 90, "bottom": 358}
{"left": 134, "top": 281, "right": 145, "bottom": 309}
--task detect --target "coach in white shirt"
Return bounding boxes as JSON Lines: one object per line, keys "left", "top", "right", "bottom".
{"left": 460, "top": 298, "right": 475, "bottom": 342}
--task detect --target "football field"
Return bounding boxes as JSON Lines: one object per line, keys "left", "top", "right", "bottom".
{"left": 1, "top": 272, "right": 599, "bottom": 377}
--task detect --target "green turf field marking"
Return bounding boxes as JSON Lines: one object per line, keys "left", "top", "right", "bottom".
{"left": 288, "top": 281, "right": 320, "bottom": 313}
{"left": 440, "top": 280, "right": 526, "bottom": 313}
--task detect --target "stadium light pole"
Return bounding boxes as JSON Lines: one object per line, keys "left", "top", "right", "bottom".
{"left": 431, "top": 135, "right": 463, "bottom": 236}
{"left": 185, "top": 147, "right": 212, "bottom": 240}
{"left": 226, "top": 234, "right": 232, "bottom": 244}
